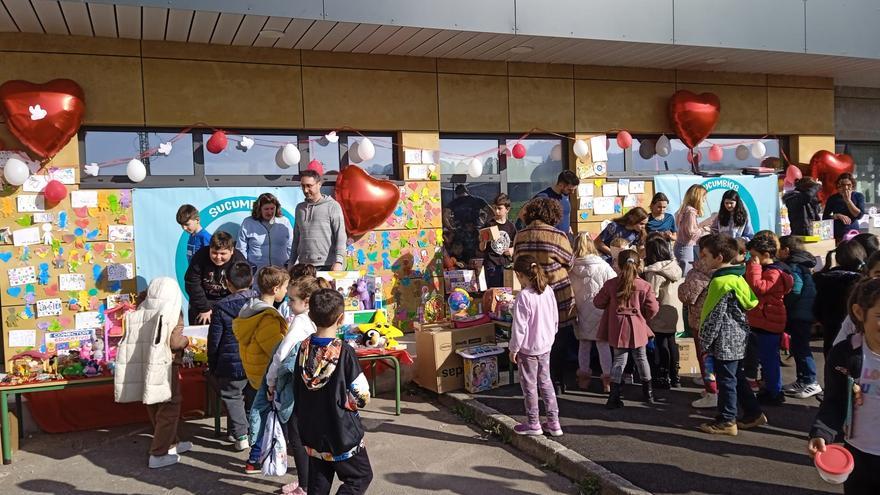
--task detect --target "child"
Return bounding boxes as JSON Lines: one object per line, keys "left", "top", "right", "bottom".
{"left": 289, "top": 263, "right": 317, "bottom": 281}
{"left": 815, "top": 240, "right": 867, "bottom": 354}
{"left": 744, "top": 231, "right": 793, "bottom": 406}
{"left": 697, "top": 234, "right": 763, "bottom": 436}
{"left": 509, "top": 254, "right": 562, "bottom": 436}
{"left": 233, "top": 266, "right": 290, "bottom": 474}
{"left": 595, "top": 249, "right": 660, "bottom": 408}
{"left": 643, "top": 232, "right": 684, "bottom": 389}
{"left": 177, "top": 204, "right": 212, "bottom": 262}
{"left": 207, "top": 261, "right": 257, "bottom": 452}
{"left": 809, "top": 277, "right": 880, "bottom": 494}
{"left": 479, "top": 193, "right": 517, "bottom": 289}
{"left": 184, "top": 231, "right": 247, "bottom": 325}
{"left": 569, "top": 233, "right": 616, "bottom": 392}
{"left": 679, "top": 235, "right": 718, "bottom": 408}
{"left": 834, "top": 251, "right": 880, "bottom": 348}
{"left": 114, "top": 277, "right": 190, "bottom": 468}
{"left": 778, "top": 236, "right": 822, "bottom": 399}
{"left": 294, "top": 289, "right": 373, "bottom": 494}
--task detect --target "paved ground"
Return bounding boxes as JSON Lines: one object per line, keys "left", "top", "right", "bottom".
{"left": 0, "top": 395, "right": 576, "bottom": 495}
{"left": 474, "top": 341, "right": 840, "bottom": 495}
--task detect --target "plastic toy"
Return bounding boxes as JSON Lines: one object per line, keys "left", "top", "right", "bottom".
{"left": 83, "top": 360, "right": 101, "bottom": 377}
{"left": 358, "top": 310, "right": 404, "bottom": 350}
{"left": 354, "top": 278, "right": 373, "bottom": 310}
{"left": 447, "top": 288, "right": 472, "bottom": 319}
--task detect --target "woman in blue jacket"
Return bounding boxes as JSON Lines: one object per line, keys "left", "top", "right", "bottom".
{"left": 237, "top": 193, "right": 293, "bottom": 270}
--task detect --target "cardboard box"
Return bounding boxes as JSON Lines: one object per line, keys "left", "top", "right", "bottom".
{"left": 457, "top": 345, "right": 505, "bottom": 393}
{"left": 444, "top": 269, "right": 486, "bottom": 293}
{"left": 677, "top": 340, "right": 700, "bottom": 375}
{"left": 503, "top": 268, "right": 521, "bottom": 290}
{"left": 414, "top": 322, "right": 496, "bottom": 393}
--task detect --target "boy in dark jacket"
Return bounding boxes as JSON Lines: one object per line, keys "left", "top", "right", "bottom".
{"left": 207, "top": 261, "right": 257, "bottom": 452}
{"left": 295, "top": 289, "right": 372, "bottom": 495}
{"left": 185, "top": 231, "right": 247, "bottom": 325}
{"left": 782, "top": 177, "right": 821, "bottom": 236}
{"left": 778, "top": 236, "right": 822, "bottom": 399}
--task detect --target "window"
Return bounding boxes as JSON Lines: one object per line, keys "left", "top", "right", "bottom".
{"left": 505, "top": 138, "right": 566, "bottom": 220}
{"left": 628, "top": 136, "right": 783, "bottom": 175}
{"left": 345, "top": 136, "right": 395, "bottom": 177}
{"left": 203, "top": 134, "right": 297, "bottom": 176}
{"left": 840, "top": 142, "right": 880, "bottom": 206}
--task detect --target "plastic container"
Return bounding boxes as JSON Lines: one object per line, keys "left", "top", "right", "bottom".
{"left": 814, "top": 444, "right": 854, "bottom": 484}
{"left": 455, "top": 344, "right": 504, "bottom": 393}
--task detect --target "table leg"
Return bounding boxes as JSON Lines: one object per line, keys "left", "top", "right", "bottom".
{"left": 389, "top": 356, "right": 400, "bottom": 416}
{"left": 214, "top": 391, "right": 222, "bottom": 437}
{"left": 14, "top": 394, "right": 23, "bottom": 440}
{"left": 370, "top": 361, "right": 377, "bottom": 397}
{"left": 1, "top": 391, "right": 11, "bottom": 465}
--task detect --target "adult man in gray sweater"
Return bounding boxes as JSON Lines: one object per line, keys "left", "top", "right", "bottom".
{"left": 289, "top": 170, "right": 347, "bottom": 270}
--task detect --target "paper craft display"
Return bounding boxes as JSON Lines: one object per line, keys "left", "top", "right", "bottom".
{"left": 624, "top": 195, "right": 639, "bottom": 207}
{"left": 108, "top": 225, "right": 134, "bottom": 242}
{"left": 8, "top": 329, "right": 36, "bottom": 348}
{"left": 579, "top": 197, "right": 594, "bottom": 210}
{"left": 347, "top": 228, "right": 443, "bottom": 277}
{"left": 32, "top": 213, "right": 54, "bottom": 223}
{"left": 577, "top": 184, "right": 593, "bottom": 197}
{"left": 59, "top": 273, "right": 87, "bottom": 291}
{"left": 36, "top": 298, "right": 63, "bottom": 317}
{"left": 106, "top": 263, "right": 134, "bottom": 281}
{"left": 22, "top": 168, "right": 76, "bottom": 192}
{"left": 75, "top": 311, "right": 103, "bottom": 329}
{"left": 376, "top": 182, "right": 442, "bottom": 230}
{"left": 71, "top": 190, "right": 98, "bottom": 208}
{"left": 8, "top": 266, "right": 37, "bottom": 286}
{"left": 404, "top": 149, "right": 422, "bottom": 163}
{"left": 589, "top": 135, "right": 608, "bottom": 163}
{"left": 44, "top": 329, "right": 93, "bottom": 355}
{"left": 618, "top": 179, "right": 630, "bottom": 196}
{"left": 106, "top": 293, "right": 132, "bottom": 308}
{"left": 12, "top": 226, "right": 41, "bottom": 246}
{"left": 629, "top": 181, "right": 645, "bottom": 194}
{"left": 17, "top": 195, "right": 45, "bottom": 213}
{"left": 406, "top": 165, "right": 429, "bottom": 180}
{"left": 593, "top": 197, "right": 616, "bottom": 215}
{"left": 602, "top": 183, "right": 618, "bottom": 197}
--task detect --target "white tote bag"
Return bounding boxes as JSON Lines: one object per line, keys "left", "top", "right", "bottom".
{"left": 259, "top": 407, "right": 288, "bottom": 476}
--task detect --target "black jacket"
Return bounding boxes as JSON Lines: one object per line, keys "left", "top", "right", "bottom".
{"left": 810, "top": 334, "right": 864, "bottom": 443}
{"left": 781, "top": 249, "right": 817, "bottom": 323}
{"left": 783, "top": 184, "right": 821, "bottom": 236}
{"left": 184, "top": 247, "right": 247, "bottom": 314}
{"left": 207, "top": 289, "right": 257, "bottom": 380}
{"left": 813, "top": 268, "right": 862, "bottom": 342}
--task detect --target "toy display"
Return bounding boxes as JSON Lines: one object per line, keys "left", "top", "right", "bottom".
{"left": 455, "top": 345, "right": 505, "bottom": 393}
{"left": 482, "top": 288, "right": 515, "bottom": 322}
{"left": 357, "top": 310, "right": 405, "bottom": 350}
{"left": 418, "top": 286, "right": 446, "bottom": 324}
{"left": 447, "top": 288, "right": 473, "bottom": 319}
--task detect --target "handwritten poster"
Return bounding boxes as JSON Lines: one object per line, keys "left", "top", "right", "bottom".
{"left": 17, "top": 195, "right": 45, "bottom": 213}
{"left": 8, "top": 330, "right": 36, "bottom": 347}
{"left": 593, "top": 197, "right": 615, "bottom": 215}
{"left": 59, "top": 273, "right": 86, "bottom": 291}
{"left": 8, "top": 266, "right": 37, "bottom": 286}
{"left": 13, "top": 226, "right": 41, "bottom": 246}
{"left": 71, "top": 190, "right": 98, "bottom": 208}
{"left": 108, "top": 225, "right": 134, "bottom": 242}
{"left": 36, "top": 298, "right": 63, "bottom": 317}
{"left": 75, "top": 311, "right": 103, "bottom": 330}
{"left": 106, "top": 263, "right": 134, "bottom": 281}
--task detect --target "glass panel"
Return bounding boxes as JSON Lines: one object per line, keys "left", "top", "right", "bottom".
{"left": 632, "top": 137, "right": 781, "bottom": 173}
{"left": 846, "top": 143, "right": 880, "bottom": 206}
{"left": 307, "top": 135, "right": 341, "bottom": 175}
{"left": 204, "top": 134, "right": 298, "bottom": 176}
{"left": 146, "top": 132, "right": 194, "bottom": 176}
{"left": 440, "top": 182, "right": 499, "bottom": 264}
{"left": 506, "top": 138, "right": 564, "bottom": 186}
{"left": 605, "top": 137, "right": 626, "bottom": 173}
{"left": 508, "top": 182, "right": 553, "bottom": 223}
{"left": 83, "top": 131, "right": 144, "bottom": 176}
{"left": 439, "top": 139, "right": 500, "bottom": 175}
{"left": 344, "top": 136, "right": 395, "bottom": 177}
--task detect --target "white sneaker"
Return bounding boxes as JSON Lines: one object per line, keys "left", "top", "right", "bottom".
{"left": 691, "top": 392, "right": 718, "bottom": 409}
{"left": 234, "top": 436, "right": 249, "bottom": 452}
{"left": 783, "top": 381, "right": 806, "bottom": 394}
{"left": 793, "top": 383, "right": 822, "bottom": 399}
{"left": 149, "top": 453, "right": 180, "bottom": 468}
{"left": 168, "top": 441, "right": 192, "bottom": 456}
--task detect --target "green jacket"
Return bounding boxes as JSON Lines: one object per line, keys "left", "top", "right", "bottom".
{"left": 699, "top": 265, "right": 759, "bottom": 326}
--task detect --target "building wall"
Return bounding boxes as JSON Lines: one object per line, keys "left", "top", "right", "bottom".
{"left": 836, "top": 86, "right": 880, "bottom": 142}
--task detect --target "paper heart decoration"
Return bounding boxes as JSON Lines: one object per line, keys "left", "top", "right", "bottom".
{"left": 668, "top": 90, "right": 721, "bottom": 149}
{"left": 0, "top": 252, "right": 12, "bottom": 262}
{"left": 93, "top": 243, "right": 106, "bottom": 254}
{"left": 335, "top": 165, "right": 399, "bottom": 236}
{"left": 76, "top": 218, "right": 89, "bottom": 228}
{"left": 810, "top": 150, "right": 855, "bottom": 203}
{"left": 0, "top": 79, "right": 86, "bottom": 158}
{"left": 44, "top": 284, "right": 58, "bottom": 296}
{"left": 6, "top": 287, "right": 21, "bottom": 297}
{"left": 73, "top": 207, "right": 88, "bottom": 218}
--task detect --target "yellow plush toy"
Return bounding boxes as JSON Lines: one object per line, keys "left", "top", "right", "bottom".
{"left": 359, "top": 310, "right": 404, "bottom": 350}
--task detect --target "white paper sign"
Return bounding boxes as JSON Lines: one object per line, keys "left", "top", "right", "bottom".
{"left": 32, "top": 213, "right": 54, "bottom": 223}
{"left": 17, "top": 195, "right": 45, "bottom": 212}
{"left": 593, "top": 197, "right": 615, "bottom": 215}
{"left": 22, "top": 175, "right": 49, "bottom": 193}
{"left": 589, "top": 135, "right": 608, "bottom": 163}
{"left": 59, "top": 273, "right": 86, "bottom": 291}
{"left": 71, "top": 190, "right": 98, "bottom": 208}
{"left": 108, "top": 225, "right": 134, "bottom": 242}
{"left": 106, "top": 293, "right": 131, "bottom": 308}
{"left": 8, "top": 266, "right": 37, "bottom": 286}
{"left": 407, "top": 165, "right": 428, "bottom": 180}
{"left": 404, "top": 149, "right": 422, "bottom": 164}
{"left": 8, "top": 330, "right": 36, "bottom": 348}
{"left": 618, "top": 179, "right": 630, "bottom": 196}
{"left": 75, "top": 311, "right": 103, "bottom": 329}
{"left": 602, "top": 183, "right": 618, "bottom": 197}
{"left": 624, "top": 195, "right": 639, "bottom": 207}
{"left": 421, "top": 149, "right": 435, "bottom": 164}
{"left": 22, "top": 168, "right": 76, "bottom": 192}
{"left": 874, "top": 215, "right": 880, "bottom": 229}
{"left": 629, "top": 180, "right": 645, "bottom": 194}
{"left": 49, "top": 168, "right": 76, "bottom": 184}
{"left": 106, "top": 263, "right": 134, "bottom": 281}
{"left": 36, "top": 298, "right": 63, "bottom": 317}
{"left": 579, "top": 197, "right": 594, "bottom": 210}
{"left": 577, "top": 184, "right": 593, "bottom": 197}
{"left": 12, "top": 226, "right": 41, "bottom": 247}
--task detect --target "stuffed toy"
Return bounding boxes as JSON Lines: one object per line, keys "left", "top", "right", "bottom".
{"left": 359, "top": 310, "right": 404, "bottom": 350}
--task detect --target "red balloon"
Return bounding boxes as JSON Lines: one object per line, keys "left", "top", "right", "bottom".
{"left": 206, "top": 131, "right": 228, "bottom": 154}
{"left": 708, "top": 144, "right": 724, "bottom": 162}
{"left": 335, "top": 165, "right": 400, "bottom": 236}
{"left": 616, "top": 131, "right": 633, "bottom": 149}
{"left": 810, "top": 150, "right": 854, "bottom": 203}
{"left": 511, "top": 143, "right": 526, "bottom": 159}
{"left": 0, "top": 79, "right": 85, "bottom": 159}
{"left": 307, "top": 159, "right": 324, "bottom": 175}
{"left": 43, "top": 179, "right": 67, "bottom": 205}
{"left": 669, "top": 90, "right": 721, "bottom": 149}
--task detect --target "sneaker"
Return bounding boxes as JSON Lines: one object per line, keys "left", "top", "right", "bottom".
{"left": 541, "top": 421, "right": 563, "bottom": 437}
{"left": 168, "top": 441, "right": 192, "bottom": 456}
{"left": 793, "top": 383, "right": 823, "bottom": 399}
{"left": 698, "top": 419, "right": 738, "bottom": 436}
{"left": 233, "top": 435, "right": 249, "bottom": 452}
{"left": 149, "top": 453, "right": 180, "bottom": 469}
{"left": 691, "top": 392, "right": 718, "bottom": 409}
{"left": 513, "top": 423, "right": 543, "bottom": 436}
{"left": 783, "top": 381, "right": 806, "bottom": 394}
{"left": 244, "top": 461, "right": 262, "bottom": 474}
{"left": 281, "top": 482, "right": 307, "bottom": 494}
{"left": 757, "top": 391, "right": 786, "bottom": 406}
{"left": 624, "top": 373, "right": 635, "bottom": 385}
{"left": 737, "top": 413, "right": 768, "bottom": 430}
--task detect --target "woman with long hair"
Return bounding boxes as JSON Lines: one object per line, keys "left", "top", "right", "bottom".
{"left": 711, "top": 190, "right": 753, "bottom": 241}
{"left": 674, "top": 184, "right": 711, "bottom": 276}
{"left": 594, "top": 207, "right": 649, "bottom": 262}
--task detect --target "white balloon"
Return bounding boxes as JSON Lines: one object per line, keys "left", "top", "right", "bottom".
{"left": 751, "top": 141, "right": 766, "bottom": 159}
{"left": 126, "top": 159, "right": 147, "bottom": 183}
{"left": 357, "top": 138, "right": 375, "bottom": 161}
{"left": 573, "top": 139, "right": 589, "bottom": 159}
{"left": 278, "top": 143, "right": 300, "bottom": 168}
{"left": 3, "top": 158, "right": 30, "bottom": 186}
{"left": 735, "top": 144, "right": 750, "bottom": 160}
{"left": 655, "top": 135, "right": 671, "bottom": 157}
{"left": 467, "top": 157, "right": 483, "bottom": 178}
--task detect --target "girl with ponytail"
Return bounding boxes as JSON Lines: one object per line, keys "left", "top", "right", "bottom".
{"left": 814, "top": 240, "right": 867, "bottom": 354}
{"left": 509, "top": 254, "right": 563, "bottom": 437}
{"left": 594, "top": 250, "right": 661, "bottom": 409}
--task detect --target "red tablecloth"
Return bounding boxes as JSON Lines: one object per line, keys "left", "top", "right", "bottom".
{"left": 22, "top": 367, "right": 207, "bottom": 433}
{"left": 356, "top": 348, "right": 414, "bottom": 376}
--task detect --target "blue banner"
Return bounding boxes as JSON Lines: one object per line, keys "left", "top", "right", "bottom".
{"left": 133, "top": 187, "right": 304, "bottom": 314}
{"left": 652, "top": 174, "right": 779, "bottom": 233}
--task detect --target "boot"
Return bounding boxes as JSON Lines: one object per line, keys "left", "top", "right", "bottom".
{"left": 601, "top": 374, "right": 612, "bottom": 394}
{"left": 605, "top": 382, "right": 624, "bottom": 409}
{"left": 642, "top": 380, "right": 656, "bottom": 405}
{"left": 576, "top": 369, "right": 592, "bottom": 390}
{"left": 670, "top": 364, "right": 681, "bottom": 388}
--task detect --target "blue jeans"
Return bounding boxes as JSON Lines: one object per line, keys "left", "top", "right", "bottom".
{"left": 715, "top": 358, "right": 762, "bottom": 422}
{"left": 247, "top": 378, "right": 271, "bottom": 463}
{"left": 788, "top": 319, "right": 817, "bottom": 385}
{"left": 753, "top": 329, "right": 782, "bottom": 396}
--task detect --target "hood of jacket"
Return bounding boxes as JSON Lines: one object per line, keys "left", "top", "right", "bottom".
{"left": 234, "top": 298, "right": 286, "bottom": 347}
{"left": 301, "top": 195, "right": 335, "bottom": 221}
{"left": 215, "top": 289, "right": 258, "bottom": 318}
{"left": 141, "top": 277, "right": 182, "bottom": 314}
{"left": 701, "top": 265, "right": 758, "bottom": 325}
{"left": 570, "top": 255, "right": 608, "bottom": 277}
{"left": 787, "top": 249, "right": 817, "bottom": 269}
{"left": 643, "top": 259, "right": 682, "bottom": 283}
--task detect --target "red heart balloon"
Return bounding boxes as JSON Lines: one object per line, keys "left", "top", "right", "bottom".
{"left": 810, "top": 150, "right": 854, "bottom": 203}
{"left": 0, "top": 79, "right": 85, "bottom": 159}
{"left": 668, "top": 90, "right": 721, "bottom": 149}
{"left": 335, "top": 165, "right": 399, "bottom": 236}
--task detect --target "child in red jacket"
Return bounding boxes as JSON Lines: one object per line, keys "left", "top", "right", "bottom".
{"left": 744, "top": 231, "right": 793, "bottom": 406}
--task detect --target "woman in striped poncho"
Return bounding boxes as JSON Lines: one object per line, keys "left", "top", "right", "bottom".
{"left": 514, "top": 197, "right": 575, "bottom": 393}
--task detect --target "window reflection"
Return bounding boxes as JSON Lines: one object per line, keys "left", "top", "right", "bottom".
{"left": 438, "top": 139, "right": 499, "bottom": 175}
{"left": 84, "top": 131, "right": 148, "bottom": 176}
{"left": 843, "top": 142, "right": 880, "bottom": 206}
{"left": 345, "top": 136, "right": 395, "bottom": 177}
{"left": 308, "top": 135, "right": 341, "bottom": 175}
{"left": 204, "top": 134, "right": 298, "bottom": 176}
{"left": 147, "top": 132, "right": 194, "bottom": 176}
{"left": 632, "top": 137, "right": 781, "bottom": 173}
